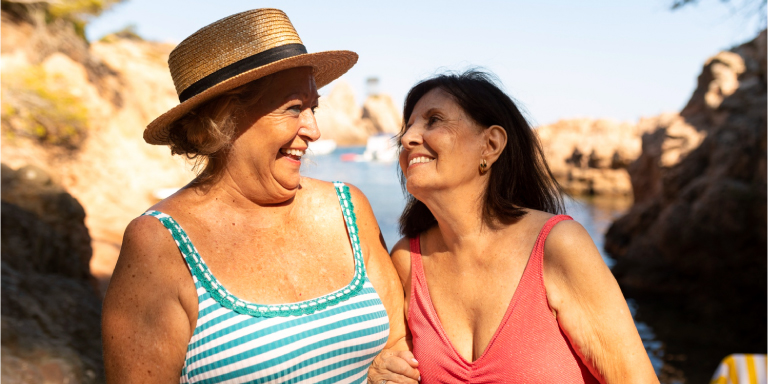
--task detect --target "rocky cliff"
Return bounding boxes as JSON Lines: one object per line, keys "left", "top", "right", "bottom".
{"left": 2, "top": 164, "right": 105, "bottom": 384}
{"left": 537, "top": 118, "right": 649, "bottom": 195}
{"left": 536, "top": 114, "right": 704, "bottom": 197}
{"left": 604, "top": 31, "right": 767, "bottom": 382}
{"left": 2, "top": 3, "right": 196, "bottom": 288}
{"left": 315, "top": 81, "right": 402, "bottom": 145}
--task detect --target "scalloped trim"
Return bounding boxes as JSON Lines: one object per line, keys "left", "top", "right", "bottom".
{"left": 143, "top": 182, "right": 366, "bottom": 318}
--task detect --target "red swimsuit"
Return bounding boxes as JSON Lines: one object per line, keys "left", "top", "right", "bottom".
{"left": 408, "top": 215, "right": 599, "bottom": 383}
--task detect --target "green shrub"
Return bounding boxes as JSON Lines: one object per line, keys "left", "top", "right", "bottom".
{"left": 1, "top": 66, "right": 89, "bottom": 150}
{"left": 1, "top": 0, "right": 126, "bottom": 40}
{"left": 47, "top": 0, "right": 125, "bottom": 38}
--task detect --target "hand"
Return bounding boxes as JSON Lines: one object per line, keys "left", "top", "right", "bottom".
{"left": 368, "top": 349, "right": 421, "bottom": 384}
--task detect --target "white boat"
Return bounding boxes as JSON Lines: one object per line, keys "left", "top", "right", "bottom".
{"left": 307, "top": 139, "right": 337, "bottom": 155}
{"left": 361, "top": 134, "right": 398, "bottom": 162}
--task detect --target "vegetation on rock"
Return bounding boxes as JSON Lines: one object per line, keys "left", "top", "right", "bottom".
{"left": 2, "top": 0, "right": 125, "bottom": 40}
{"left": 1, "top": 65, "right": 89, "bottom": 149}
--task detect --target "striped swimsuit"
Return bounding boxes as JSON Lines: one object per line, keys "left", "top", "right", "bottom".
{"left": 143, "top": 182, "right": 390, "bottom": 383}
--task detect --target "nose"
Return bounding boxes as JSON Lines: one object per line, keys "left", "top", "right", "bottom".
{"left": 298, "top": 108, "right": 321, "bottom": 142}
{"left": 400, "top": 124, "right": 422, "bottom": 150}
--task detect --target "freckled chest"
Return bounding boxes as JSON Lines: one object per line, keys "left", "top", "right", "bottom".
{"left": 183, "top": 194, "right": 356, "bottom": 305}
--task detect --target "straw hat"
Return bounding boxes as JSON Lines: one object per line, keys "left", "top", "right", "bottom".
{"left": 144, "top": 8, "right": 358, "bottom": 145}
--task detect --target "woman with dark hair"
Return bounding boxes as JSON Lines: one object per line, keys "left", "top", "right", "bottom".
{"left": 368, "top": 71, "right": 658, "bottom": 383}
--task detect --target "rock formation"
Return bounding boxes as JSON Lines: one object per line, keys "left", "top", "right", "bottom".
{"left": 361, "top": 93, "right": 402, "bottom": 135}
{"left": 604, "top": 31, "right": 767, "bottom": 382}
{"left": 315, "top": 82, "right": 403, "bottom": 145}
{"left": 2, "top": 163, "right": 104, "bottom": 384}
{"left": 2, "top": 4, "right": 196, "bottom": 290}
{"left": 314, "top": 82, "right": 369, "bottom": 145}
{"left": 537, "top": 118, "right": 647, "bottom": 195}
{"left": 536, "top": 112, "right": 705, "bottom": 197}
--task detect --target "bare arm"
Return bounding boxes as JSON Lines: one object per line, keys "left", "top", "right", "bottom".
{"left": 346, "top": 186, "right": 419, "bottom": 384}
{"left": 544, "top": 220, "right": 658, "bottom": 384}
{"left": 102, "top": 217, "right": 194, "bottom": 383}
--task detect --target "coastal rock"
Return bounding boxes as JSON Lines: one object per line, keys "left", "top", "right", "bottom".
{"left": 314, "top": 83, "right": 403, "bottom": 145}
{"left": 627, "top": 114, "right": 705, "bottom": 203}
{"left": 536, "top": 118, "right": 657, "bottom": 196}
{"left": 1, "top": 8, "right": 196, "bottom": 289}
{"left": 604, "top": 30, "right": 767, "bottom": 380}
{"left": 314, "top": 81, "right": 369, "bottom": 145}
{"left": 361, "top": 93, "right": 402, "bottom": 135}
{"left": 1, "top": 164, "right": 104, "bottom": 384}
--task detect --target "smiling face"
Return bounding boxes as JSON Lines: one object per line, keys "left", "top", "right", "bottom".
{"left": 399, "top": 88, "right": 487, "bottom": 199}
{"left": 227, "top": 67, "right": 320, "bottom": 201}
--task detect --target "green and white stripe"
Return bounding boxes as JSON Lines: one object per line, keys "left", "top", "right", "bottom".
{"left": 143, "top": 182, "right": 389, "bottom": 383}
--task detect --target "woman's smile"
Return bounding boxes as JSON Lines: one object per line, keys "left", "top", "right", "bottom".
{"left": 279, "top": 147, "right": 306, "bottom": 164}
{"left": 407, "top": 155, "right": 436, "bottom": 170}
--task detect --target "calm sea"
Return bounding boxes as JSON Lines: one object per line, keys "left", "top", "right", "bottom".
{"left": 301, "top": 146, "right": 667, "bottom": 378}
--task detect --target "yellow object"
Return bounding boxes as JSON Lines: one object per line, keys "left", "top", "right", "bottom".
{"left": 710, "top": 354, "right": 767, "bottom": 384}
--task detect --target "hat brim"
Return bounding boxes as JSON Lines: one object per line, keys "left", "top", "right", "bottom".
{"left": 144, "top": 50, "right": 358, "bottom": 145}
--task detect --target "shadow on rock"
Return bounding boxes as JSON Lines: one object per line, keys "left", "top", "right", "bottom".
{"left": 605, "top": 30, "right": 767, "bottom": 383}
{"left": 1, "top": 163, "right": 104, "bottom": 383}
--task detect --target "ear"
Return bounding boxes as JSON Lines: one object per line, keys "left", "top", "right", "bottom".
{"left": 482, "top": 125, "right": 507, "bottom": 166}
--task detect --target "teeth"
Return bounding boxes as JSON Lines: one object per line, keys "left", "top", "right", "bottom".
{"left": 281, "top": 148, "right": 305, "bottom": 157}
{"left": 409, "top": 156, "right": 434, "bottom": 166}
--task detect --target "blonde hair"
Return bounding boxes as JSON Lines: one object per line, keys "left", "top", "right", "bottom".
{"left": 167, "top": 75, "right": 273, "bottom": 185}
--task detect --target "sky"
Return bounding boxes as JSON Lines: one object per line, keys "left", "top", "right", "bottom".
{"left": 86, "top": 0, "right": 764, "bottom": 127}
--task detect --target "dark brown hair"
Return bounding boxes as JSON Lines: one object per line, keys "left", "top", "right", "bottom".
{"left": 398, "top": 70, "right": 566, "bottom": 238}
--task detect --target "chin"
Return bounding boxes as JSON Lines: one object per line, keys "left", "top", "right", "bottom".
{"left": 277, "top": 174, "right": 302, "bottom": 192}
{"left": 406, "top": 177, "right": 433, "bottom": 198}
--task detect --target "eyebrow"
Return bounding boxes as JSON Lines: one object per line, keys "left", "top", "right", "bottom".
{"left": 282, "top": 92, "right": 320, "bottom": 103}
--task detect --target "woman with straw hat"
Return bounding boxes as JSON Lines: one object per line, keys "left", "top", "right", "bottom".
{"left": 102, "top": 9, "right": 418, "bottom": 383}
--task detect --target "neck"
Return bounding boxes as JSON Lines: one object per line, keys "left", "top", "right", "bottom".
{"left": 189, "top": 166, "right": 299, "bottom": 220}
{"left": 418, "top": 181, "right": 493, "bottom": 254}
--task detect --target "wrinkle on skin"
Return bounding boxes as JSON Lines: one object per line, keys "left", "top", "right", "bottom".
{"left": 399, "top": 88, "right": 493, "bottom": 247}
{"left": 400, "top": 90, "right": 486, "bottom": 198}
{"left": 216, "top": 66, "right": 320, "bottom": 207}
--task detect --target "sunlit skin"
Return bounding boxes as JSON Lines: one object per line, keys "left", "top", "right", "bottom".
{"left": 368, "top": 88, "right": 659, "bottom": 384}
{"left": 102, "top": 67, "right": 408, "bottom": 383}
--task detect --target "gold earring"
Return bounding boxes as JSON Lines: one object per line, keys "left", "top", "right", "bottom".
{"left": 479, "top": 159, "right": 488, "bottom": 175}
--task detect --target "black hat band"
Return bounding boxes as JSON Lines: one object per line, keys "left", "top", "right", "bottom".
{"left": 178, "top": 43, "right": 308, "bottom": 103}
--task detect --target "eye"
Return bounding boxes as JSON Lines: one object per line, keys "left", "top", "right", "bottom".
{"left": 427, "top": 115, "right": 441, "bottom": 126}
{"left": 287, "top": 104, "right": 302, "bottom": 113}
{"left": 311, "top": 105, "right": 318, "bottom": 115}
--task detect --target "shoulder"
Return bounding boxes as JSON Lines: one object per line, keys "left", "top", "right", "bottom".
{"left": 543, "top": 217, "right": 605, "bottom": 278}
{"left": 111, "top": 215, "right": 188, "bottom": 292}
{"left": 544, "top": 218, "right": 595, "bottom": 258}
{"left": 342, "top": 182, "right": 372, "bottom": 207}
{"left": 299, "top": 178, "right": 375, "bottom": 220}
{"left": 389, "top": 237, "right": 412, "bottom": 286}
{"left": 337, "top": 182, "right": 376, "bottom": 222}
{"left": 298, "top": 177, "right": 338, "bottom": 200}
{"left": 121, "top": 214, "right": 177, "bottom": 257}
